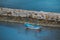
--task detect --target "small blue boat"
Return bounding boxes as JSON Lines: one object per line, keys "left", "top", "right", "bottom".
{"left": 24, "top": 22, "right": 42, "bottom": 30}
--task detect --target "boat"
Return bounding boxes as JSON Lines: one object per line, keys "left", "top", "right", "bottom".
{"left": 24, "top": 22, "right": 42, "bottom": 30}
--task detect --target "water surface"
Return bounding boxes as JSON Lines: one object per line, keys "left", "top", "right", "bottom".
{"left": 0, "top": 22, "right": 60, "bottom": 40}
{"left": 0, "top": 0, "right": 60, "bottom": 12}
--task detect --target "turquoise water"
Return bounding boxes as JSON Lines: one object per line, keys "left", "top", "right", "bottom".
{"left": 0, "top": 22, "right": 60, "bottom": 40}
{"left": 0, "top": 0, "right": 60, "bottom": 12}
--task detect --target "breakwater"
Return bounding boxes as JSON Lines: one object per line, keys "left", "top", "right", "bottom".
{"left": 0, "top": 7, "right": 60, "bottom": 27}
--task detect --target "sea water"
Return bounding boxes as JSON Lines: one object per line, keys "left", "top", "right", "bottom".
{"left": 0, "top": 0, "right": 60, "bottom": 13}
{"left": 0, "top": 22, "right": 60, "bottom": 40}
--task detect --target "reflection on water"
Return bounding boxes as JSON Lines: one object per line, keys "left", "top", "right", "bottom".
{"left": 0, "top": 22, "right": 60, "bottom": 40}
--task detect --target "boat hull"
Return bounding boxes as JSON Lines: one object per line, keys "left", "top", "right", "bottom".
{"left": 24, "top": 23, "right": 41, "bottom": 30}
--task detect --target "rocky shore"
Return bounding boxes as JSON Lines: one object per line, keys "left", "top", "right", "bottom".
{"left": 0, "top": 7, "right": 60, "bottom": 27}
{"left": 0, "top": 18, "right": 60, "bottom": 27}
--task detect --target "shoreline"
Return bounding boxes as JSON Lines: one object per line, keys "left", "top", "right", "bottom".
{"left": 0, "top": 19, "right": 60, "bottom": 27}
{"left": 0, "top": 7, "right": 60, "bottom": 27}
